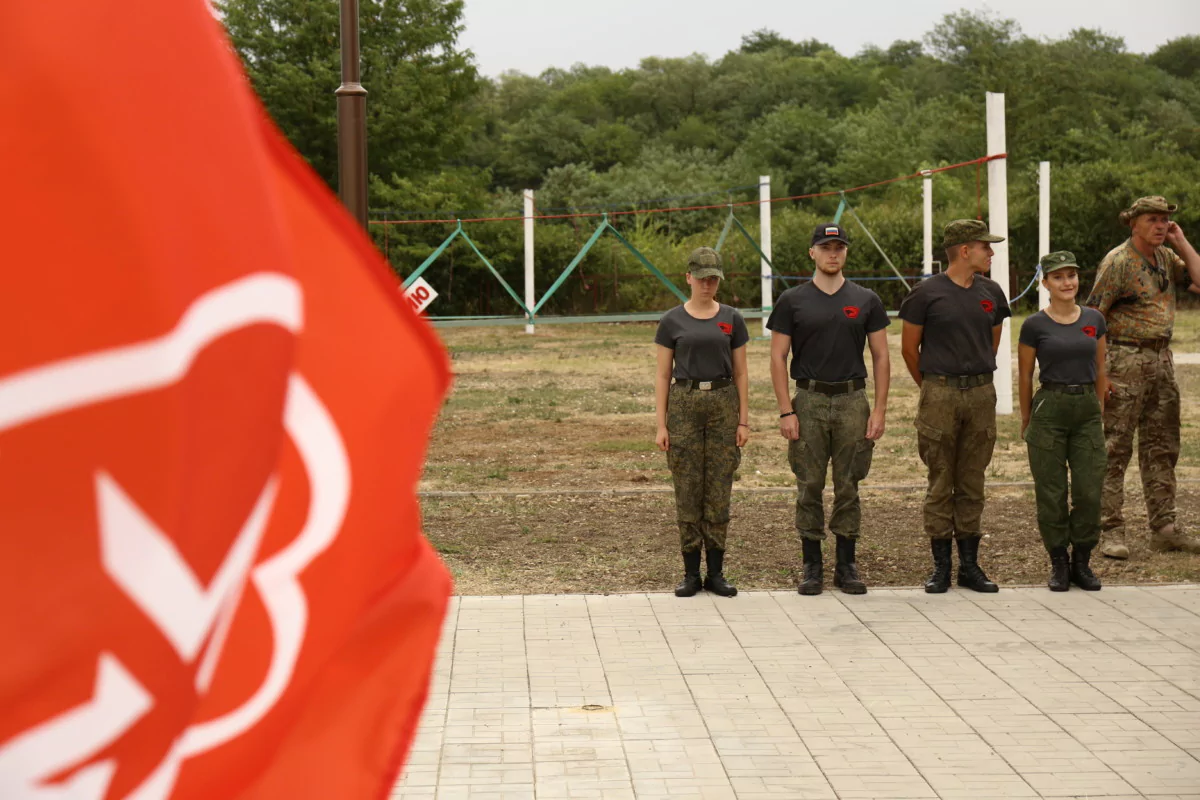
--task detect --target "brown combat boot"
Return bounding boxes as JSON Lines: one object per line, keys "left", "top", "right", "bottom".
{"left": 1099, "top": 530, "right": 1130, "bottom": 560}
{"left": 1149, "top": 524, "right": 1200, "bottom": 554}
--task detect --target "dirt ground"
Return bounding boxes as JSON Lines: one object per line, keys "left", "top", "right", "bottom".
{"left": 422, "top": 310, "right": 1200, "bottom": 594}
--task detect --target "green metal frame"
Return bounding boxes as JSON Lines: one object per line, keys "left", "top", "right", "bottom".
{"left": 714, "top": 207, "right": 794, "bottom": 288}
{"left": 531, "top": 215, "right": 687, "bottom": 316}
{"left": 403, "top": 221, "right": 532, "bottom": 315}
{"left": 404, "top": 215, "right": 689, "bottom": 324}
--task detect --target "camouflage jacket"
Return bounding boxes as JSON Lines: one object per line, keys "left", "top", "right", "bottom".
{"left": 1085, "top": 239, "right": 1186, "bottom": 342}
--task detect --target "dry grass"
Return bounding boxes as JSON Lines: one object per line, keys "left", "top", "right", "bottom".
{"left": 422, "top": 310, "right": 1200, "bottom": 594}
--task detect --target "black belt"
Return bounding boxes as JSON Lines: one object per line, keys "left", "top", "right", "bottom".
{"left": 673, "top": 378, "right": 732, "bottom": 391}
{"left": 1041, "top": 382, "right": 1094, "bottom": 395}
{"left": 924, "top": 373, "right": 994, "bottom": 389}
{"left": 796, "top": 378, "right": 866, "bottom": 396}
{"left": 1109, "top": 337, "right": 1170, "bottom": 352}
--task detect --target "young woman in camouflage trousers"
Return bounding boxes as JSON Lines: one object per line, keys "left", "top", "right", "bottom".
{"left": 654, "top": 248, "right": 749, "bottom": 598}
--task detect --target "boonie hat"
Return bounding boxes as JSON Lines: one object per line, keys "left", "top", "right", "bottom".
{"left": 811, "top": 223, "right": 849, "bottom": 246}
{"left": 687, "top": 247, "right": 724, "bottom": 279}
{"left": 942, "top": 219, "right": 1005, "bottom": 249}
{"left": 1039, "top": 251, "right": 1079, "bottom": 274}
{"left": 1119, "top": 195, "right": 1178, "bottom": 226}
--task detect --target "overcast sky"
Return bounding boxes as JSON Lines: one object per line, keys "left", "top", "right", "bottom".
{"left": 460, "top": 0, "right": 1199, "bottom": 77}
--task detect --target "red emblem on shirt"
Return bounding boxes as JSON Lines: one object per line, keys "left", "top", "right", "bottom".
{"left": 717, "top": 321, "right": 733, "bottom": 335}
{"left": 980, "top": 299, "right": 995, "bottom": 313}
{"left": 843, "top": 306, "right": 860, "bottom": 319}
{"left": 1082, "top": 325, "right": 1097, "bottom": 338}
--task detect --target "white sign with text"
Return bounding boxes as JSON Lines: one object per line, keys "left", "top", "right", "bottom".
{"left": 404, "top": 277, "right": 438, "bottom": 314}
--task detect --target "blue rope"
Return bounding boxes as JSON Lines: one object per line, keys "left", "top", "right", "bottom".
{"left": 1010, "top": 267, "right": 1043, "bottom": 304}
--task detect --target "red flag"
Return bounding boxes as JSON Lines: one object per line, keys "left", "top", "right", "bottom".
{"left": 0, "top": 2, "right": 451, "bottom": 798}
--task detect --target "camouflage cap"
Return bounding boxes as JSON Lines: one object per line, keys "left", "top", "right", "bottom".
{"left": 1039, "top": 251, "right": 1078, "bottom": 274}
{"left": 687, "top": 246, "right": 724, "bottom": 279}
{"left": 1119, "top": 195, "right": 1178, "bottom": 225}
{"left": 942, "top": 219, "right": 1005, "bottom": 249}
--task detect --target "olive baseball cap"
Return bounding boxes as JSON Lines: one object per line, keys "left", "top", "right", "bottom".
{"left": 942, "top": 219, "right": 1005, "bottom": 249}
{"left": 687, "top": 246, "right": 724, "bottom": 279}
{"left": 1039, "top": 251, "right": 1079, "bottom": 274}
{"left": 1119, "top": 195, "right": 1178, "bottom": 225}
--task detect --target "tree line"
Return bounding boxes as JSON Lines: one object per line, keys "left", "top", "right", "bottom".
{"left": 219, "top": 1, "right": 1200, "bottom": 315}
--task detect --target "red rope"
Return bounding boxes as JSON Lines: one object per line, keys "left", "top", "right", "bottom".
{"left": 371, "top": 154, "right": 1007, "bottom": 226}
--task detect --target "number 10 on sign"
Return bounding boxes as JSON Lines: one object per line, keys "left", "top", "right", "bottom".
{"left": 404, "top": 277, "right": 438, "bottom": 314}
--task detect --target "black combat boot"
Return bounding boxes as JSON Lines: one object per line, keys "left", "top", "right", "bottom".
{"left": 924, "top": 538, "right": 952, "bottom": 594}
{"left": 1070, "top": 545, "right": 1102, "bottom": 591}
{"left": 1047, "top": 546, "right": 1070, "bottom": 592}
{"left": 798, "top": 538, "right": 823, "bottom": 595}
{"left": 703, "top": 548, "right": 738, "bottom": 597}
{"left": 956, "top": 536, "right": 999, "bottom": 593}
{"left": 833, "top": 535, "right": 867, "bottom": 595}
{"left": 675, "top": 550, "right": 703, "bottom": 597}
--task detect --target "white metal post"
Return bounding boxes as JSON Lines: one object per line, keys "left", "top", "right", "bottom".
{"left": 922, "top": 171, "right": 934, "bottom": 275}
{"left": 1038, "top": 162, "right": 1051, "bottom": 310}
{"left": 524, "top": 189, "right": 535, "bottom": 334}
{"left": 986, "top": 92, "right": 1013, "bottom": 414}
{"left": 759, "top": 175, "right": 772, "bottom": 335}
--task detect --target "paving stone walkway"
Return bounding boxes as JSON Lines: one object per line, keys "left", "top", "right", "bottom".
{"left": 393, "top": 586, "right": 1200, "bottom": 800}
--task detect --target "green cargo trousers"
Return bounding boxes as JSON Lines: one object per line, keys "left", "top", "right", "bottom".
{"left": 666, "top": 383, "right": 740, "bottom": 553}
{"left": 788, "top": 387, "right": 874, "bottom": 541}
{"left": 1102, "top": 344, "right": 1180, "bottom": 536}
{"left": 915, "top": 377, "right": 997, "bottom": 539}
{"left": 1024, "top": 387, "right": 1106, "bottom": 550}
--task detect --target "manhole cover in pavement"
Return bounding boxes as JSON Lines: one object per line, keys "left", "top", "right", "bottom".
{"left": 578, "top": 704, "right": 609, "bottom": 712}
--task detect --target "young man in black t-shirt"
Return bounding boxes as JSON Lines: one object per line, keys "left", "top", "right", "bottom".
{"left": 768, "top": 223, "right": 891, "bottom": 595}
{"left": 899, "top": 219, "right": 1011, "bottom": 594}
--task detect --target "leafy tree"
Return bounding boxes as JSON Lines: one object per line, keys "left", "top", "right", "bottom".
{"left": 219, "top": 0, "right": 479, "bottom": 189}
{"left": 740, "top": 29, "right": 834, "bottom": 58}
{"left": 1149, "top": 35, "right": 1200, "bottom": 79}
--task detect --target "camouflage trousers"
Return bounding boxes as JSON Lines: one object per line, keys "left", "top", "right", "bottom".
{"left": 666, "top": 383, "right": 740, "bottom": 553}
{"left": 788, "top": 387, "right": 874, "bottom": 541}
{"left": 915, "top": 377, "right": 997, "bottom": 539}
{"left": 1102, "top": 345, "right": 1180, "bottom": 536}
{"left": 1024, "top": 387, "right": 1105, "bottom": 551}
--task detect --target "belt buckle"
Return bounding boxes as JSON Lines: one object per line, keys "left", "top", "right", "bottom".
{"left": 956, "top": 376, "right": 971, "bottom": 390}
{"left": 1066, "top": 384, "right": 1084, "bottom": 394}
{"left": 698, "top": 380, "right": 713, "bottom": 391}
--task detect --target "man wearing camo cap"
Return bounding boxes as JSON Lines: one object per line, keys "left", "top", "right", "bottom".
{"left": 899, "top": 219, "right": 1011, "bottom": 594}
{"left": 1086, "top": 196, "right": 1200, "bottom": 558}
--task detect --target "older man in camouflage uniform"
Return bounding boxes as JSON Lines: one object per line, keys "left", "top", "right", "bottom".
{"left": 1087, "top": 196, "right": 1200, "bottom": 558}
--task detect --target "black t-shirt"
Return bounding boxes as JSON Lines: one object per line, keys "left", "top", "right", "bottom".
{"left": 898, "top": 273, "right": 1012, "bottom": 376}
{"left": 655, "top": 303, "right": 750, "bottom": 380}
{"left": 766, "top": 280, "right": 891, "bottom": 382}
{"left": 1019, "top": 307, "right": 1107, "bottom": 385}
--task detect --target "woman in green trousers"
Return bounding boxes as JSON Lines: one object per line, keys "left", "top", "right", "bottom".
{"left": 1018, "top": 251, "right": 1108, "bottom": 591}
